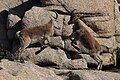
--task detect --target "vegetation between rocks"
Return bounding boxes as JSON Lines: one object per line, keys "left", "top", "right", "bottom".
{"left": 0, "top": 48, "right": 10, "bottom": 60}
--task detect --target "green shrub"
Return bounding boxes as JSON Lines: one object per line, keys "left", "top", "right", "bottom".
{"left": 0, "top": 48, "right": 10, "bottom": 60}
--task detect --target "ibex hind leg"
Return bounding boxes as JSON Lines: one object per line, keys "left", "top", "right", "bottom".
{"left": 97, "top": 58, "right": 103, "bottom": 70}
{"left": 91, "top": 51, "right": 103, "bottom": 70}
{"left": 18, "top": 36, "right": 31, "bottom": 63}
{"left": 18, "top": 48, "right": 25, "bottom": 63}
{"left": 95, "top": 55, "right": 103, "bottom": 70}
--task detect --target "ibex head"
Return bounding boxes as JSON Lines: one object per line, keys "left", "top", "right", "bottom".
{"left": 68, "top": 9, "right": 79, "bottom": 25}
{"left": 50, "top": 11, "right": 59, "bottom": 29}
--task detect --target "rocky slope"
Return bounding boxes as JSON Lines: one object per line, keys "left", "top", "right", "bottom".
{"left": 0, "top": 0, "right": 119, "bottom": 80}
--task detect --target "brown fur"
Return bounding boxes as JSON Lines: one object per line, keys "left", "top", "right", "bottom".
{"left": 15, "top": 12, "right": 58, "bottom": 62}
{"left": 68, "top": 10, "right": 116, "bottom": 70}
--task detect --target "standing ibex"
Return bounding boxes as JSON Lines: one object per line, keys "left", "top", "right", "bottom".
{"left": 68, "top": 9, "right": 116, "bottom": 70}
{"left": 15, "top": 11, "right": 59, "bottom": 62}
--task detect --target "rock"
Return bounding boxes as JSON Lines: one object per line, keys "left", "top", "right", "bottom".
{"left": 7, "top": 20, "right": 22, "bottom": 51}
{"left": 80, "top": 53, "right": 116, "bottom": 67}
{"left": 60, "top": 59, "right": 88, "bottom": 69}
{"left": 12, "top": 39, "right": 42, "bottom": 62}
{"left": 35, "top": 47, "right": 69, "bottom": 66}
{"left": 23, "top": 7, "right": 63, "bottom": 36}
{"left": 92, "top": 19, "right": 115, "bottom": 37}
{"left": 95, "top": 36, "right": 116, "bottom": 49}
{"left": 7, "top": 13, "right": 21, "bottom": 29}
{"left": 51, "top": 69, "right": 120, "bottom": 80}
{"left": 79, "top": 54, "right": 97, "bottom": 67}
{"left": 21, "top": 0, "right": 29, "bottom": 3}
{"left": 62, "top": 16, "right": 73, "bottom": 38}
{"left": 22, "top": 7, "right": 54, "bottom": 28}
{"left": 7, "top": 15, "right": 22, "bottom": 41}
{"left": 42, "top": 0, "right": 113, "bottom": 15}
{"left": 49, "top": 69, "right": 71, "bottom": 80}
{"left": 42, "top": 0, "right": 116, "bottom": 49}
{"left": 40, "top": 0, "right": 60, "bottom": 5}
{"left": 49, "top": 0, "right": 115, "bottom": 37}
{"left": 67, "top": 51, "right": 82, "bottom": 60}
{"left": 40, "top": 0, "right": 115, "bottom": 36}
{"left": 21, "top": 47, "right": 41, "bottom": 62}
{"left": 0, "top": 59, "right": 63, "bottom": 80}
{"left": 64, "top": 39, "right": 78, "bottom": 52}
{"left": 83, "top": 18, "right": 115, "bottom": 37}
{"left": 49, "top": 36, "right": 64, "bottom": 48}
{"left": 54, "top": 27, "right": 62, "bottom": 36}
{"left": 0, "top": 70, "right": 17, "bottom": 80}
{"left": 8, "top": 0, "right": 36, "bottom": 18}
{"left": 115, "top": 1, "right": 120, "bottom": 47}
{"left": 115, "top": 1, "right": 120, "bottom": 35}
{"left": 0, "top": 0, "right": 27, "bottom": 50}
{"left": 100, "top": 53, "right": 115, "bottom": 66}
{"left": 116, "top": 36, "right": 120, "bottom": 43}
{"left": 0, "top": 0, "right": 23, "bottom": 12}
{"left": 68, "top": 70, "right": 120, "bottom": 80}
{"left": 7, "top": 20, "right": 22, "bottom": 40}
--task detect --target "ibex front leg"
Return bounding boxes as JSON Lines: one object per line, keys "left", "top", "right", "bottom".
{"left": 71, "top": 40, "right": 82, "bottom": 53}
{"left": 44, "top": 34, "right": 52, "bottom": 46}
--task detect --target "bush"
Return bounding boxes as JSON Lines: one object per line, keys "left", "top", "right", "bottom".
{"left": 0, "top": 48, "right": 11, "bottom": 60}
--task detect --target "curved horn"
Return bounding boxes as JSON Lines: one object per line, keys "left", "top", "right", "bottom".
{"left": 54, "top": 11, "right": 58, "bottom": 19}
{"left": 51, "top": 11, "right": 58, "bottom": 19}
{"left": 71, "top": 9, "right": 77, "bottom": 16}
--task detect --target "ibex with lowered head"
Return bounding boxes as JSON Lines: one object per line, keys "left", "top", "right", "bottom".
{"left": 68, "top": 9, "right": 116, "bottom": 70}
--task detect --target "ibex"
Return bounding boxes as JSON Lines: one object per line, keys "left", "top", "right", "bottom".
{"left": 68, "top": 9, "right": 116, "bottom": 70}
{"left": 15, "top": 11, "right": 59, "bottom": 62}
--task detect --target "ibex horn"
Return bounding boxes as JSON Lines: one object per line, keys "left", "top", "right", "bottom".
{"left": 54, "top": 11, "right": 58, "bottom": 19}
{"left": 71, "top": 9, "right": 77, "bottom": 16}
{"left": 51, "top": 11, "right": 58, "bottom": 19}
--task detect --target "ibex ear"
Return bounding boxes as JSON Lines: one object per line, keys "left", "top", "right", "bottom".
{"left": 49, "top": 16, "right": 53, "bottom": 20}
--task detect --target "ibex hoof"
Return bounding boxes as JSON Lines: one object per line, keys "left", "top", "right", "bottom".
{"left": 97, "top": 65, "right": 102, "bottom": 71}
{"left": 20, "top": 58, "right": 25, "bottom": 63}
